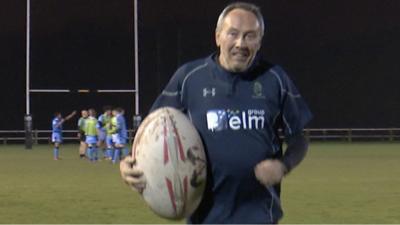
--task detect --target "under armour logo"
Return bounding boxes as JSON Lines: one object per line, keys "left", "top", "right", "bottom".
{"left": 203, "top": 88, "right": 216, "bottom": 97}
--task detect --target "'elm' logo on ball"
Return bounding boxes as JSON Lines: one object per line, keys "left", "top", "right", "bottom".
{"left": 206, "top": 109, "right": 265, "bottom": 132}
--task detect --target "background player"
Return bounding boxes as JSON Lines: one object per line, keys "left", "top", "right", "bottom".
{"left": 77, "top": 109, "right": 88, "bottom": 159}
{"left": 51, "top": 110, "right": 76, "bottom": 160}
{"left": 97, "top": 106, "right": 112, "bottom": 160}
{"left": 105, "top": 110, "right": 115, "bottom": 161}
{"left": 110, "top": 107, "right": 128, "bottom": 164}
{"left": 84, "top": 108, "right": 98, "bottom": 162}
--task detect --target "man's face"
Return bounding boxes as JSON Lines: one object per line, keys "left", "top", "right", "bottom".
{"left": 88, "top": 109, "right": 96, "bottom": 117}
{"left": 216, "top": 9, "right": 262, "bottom": 72}
{"left": 81, "top": 110, "right": 88, "bottom": 118}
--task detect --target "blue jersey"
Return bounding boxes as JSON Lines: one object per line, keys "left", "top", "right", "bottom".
{"left": 151, "top": 53, "right": 312, "bottom": 224}
{"left": 97, "top": 114, "right": 108, "bottom": 131}
{"left": 52, "top": 117, "right": 62, "bottom": 134}
{"left": 116, "top": 114, "right": 128, "bottom": 139}
{"left": 96, "top": 116, "right": 102, "bottom": 130}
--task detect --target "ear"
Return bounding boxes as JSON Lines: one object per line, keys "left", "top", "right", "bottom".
{"left": 215, "top": 31, "right": 221, "bottom": 47}
{"left": 256, "top": 41, "right": 261, "bottom": 51}
{"left": 255, "top": 37, "right": 262, "bottom": 51}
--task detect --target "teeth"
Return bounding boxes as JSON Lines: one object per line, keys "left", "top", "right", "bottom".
{"left": 235, "top": 54, "right": 247, "bottom": 57}
{"left": 233, "top": 52, "right": 248, "bottom": 57}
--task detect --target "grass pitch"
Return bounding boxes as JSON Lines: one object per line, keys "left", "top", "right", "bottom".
{"left": 0, "top": 142, "right": 399, "bottom": 224}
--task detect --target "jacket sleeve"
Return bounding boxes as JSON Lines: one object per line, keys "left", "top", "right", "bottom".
{"left": 273, "top": 66, "right": 312, "bottom": 172}
{"left": 281, "top": 133, "right": 308, "bottom": 173}
{"left": 275, "top": 66, "right": 313, "bottom": 137}
{"left": 150, "top": 66, "right": 187, "bottom": 112}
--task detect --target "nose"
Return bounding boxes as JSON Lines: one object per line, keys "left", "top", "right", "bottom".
{"left": 235, "top": 36, "right": 246, "bottom": 48}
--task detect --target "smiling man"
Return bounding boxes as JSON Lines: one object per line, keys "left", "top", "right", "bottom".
{"left": 216, "top": 5, "right": 263, "bottom": 72}
{"left": 120, "top": 2, "right": 312, "bottom": 224}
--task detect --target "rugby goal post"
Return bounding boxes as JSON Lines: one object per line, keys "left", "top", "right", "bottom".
{"left": 24, "top": 0, "right": 141, "bottom": 149}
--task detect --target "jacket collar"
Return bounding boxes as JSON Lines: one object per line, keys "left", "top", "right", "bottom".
{"left": 207, "top": 52, "right": 263, "bottom": 80}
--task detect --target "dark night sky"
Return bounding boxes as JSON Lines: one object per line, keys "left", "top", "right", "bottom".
{"left": 1, "top": 0, "right": 400, "bottom": 130}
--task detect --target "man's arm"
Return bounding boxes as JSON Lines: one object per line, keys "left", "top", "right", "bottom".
{"left": 64, "top": 111, "right": 77, "bottom": 121}
{"left": 56, "top": 111, "right": 77, "bottom": 127}
{"left": 254, "top": 132, "right": 309, "bottom": 187}
{"left": 281, "top": 133, "right": 308, "bottom": 174}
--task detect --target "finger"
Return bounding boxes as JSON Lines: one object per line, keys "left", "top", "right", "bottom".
{"left": 255, "top": 165, "right": 283, "bottom": 187}
{"left": 254, "top": 168, "right": 263, "bottom": 181}
{"left": 254, "top": 163, "right": 265, "bottom": 176}
{"left": 120, "top": 157, "right": 135, "bottom": 171}
{"left": 131, "top": 145, "right": 137, "bottom": 160}
{"left": 130, "top": 185, "right": 145, "bottom": 194}
{"left": 254, "top": 164, "right": 273, "bottom": 186}
{"left": 125, "top": 176, "right": 146, "bottom": 194}
{"left": 125, "top": 155, "right": 135, "bottom": 164}
{"left": 124, "top": 175, "right": 146, "bottom": 186}
{"left": 124, "top": 168, "right": 143, "bottom": 177}
{"left": 120, "top": 163, "right": 144, "bottom": 181}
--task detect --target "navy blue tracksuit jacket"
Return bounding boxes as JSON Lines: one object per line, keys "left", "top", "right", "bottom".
{"left": 151, "top": 53, "right": 312, "bottom": 224}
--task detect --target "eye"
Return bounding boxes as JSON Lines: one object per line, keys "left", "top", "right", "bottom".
{"left": 227, "top": 31, "right": 238, "bottom": 38}
{"left": 245, "top": 32, "right": 257, "bottom": 41}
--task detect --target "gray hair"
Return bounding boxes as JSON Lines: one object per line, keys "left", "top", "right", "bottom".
{"left": 216, "top": 2, "right": 265, "bottom": 36}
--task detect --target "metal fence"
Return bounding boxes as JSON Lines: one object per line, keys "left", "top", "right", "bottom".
{"left": 305, "top": 128, "right": 400, "bottom": 142}
{"left": 0, "top": 128, "right": 400, "bottom": 145}
{"left": 0, "top": 130, "right": 137, "bottom": 144}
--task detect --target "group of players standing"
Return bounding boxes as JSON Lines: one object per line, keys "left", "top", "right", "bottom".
{"left": 52, "top": 106, "right": 129, "bottom": 163}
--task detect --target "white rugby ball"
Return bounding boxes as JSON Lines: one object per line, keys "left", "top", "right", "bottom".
{"left": 132, "top": 107, "right": 207, "bottom": 219}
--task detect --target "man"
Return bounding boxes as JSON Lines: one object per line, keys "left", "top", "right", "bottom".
{"left": 52, "top": 111, "right": 76, "bottom": 160}
{"left": 110, "top": 107, "right": 128, "bottom": 164}
{"left": 97, "top": 106, "right": 112, "bottom": 159}
{"left": 77, "top": 110, "right": 88, "bottom": 159}
{"left": 84, "top": 108, "right": 98, "bottom": 162}
{"left": 104, "top": 111, "right": 115, "bottom": 161}
{"left": 120, "top": 2, "right": 312, "bottom": 224}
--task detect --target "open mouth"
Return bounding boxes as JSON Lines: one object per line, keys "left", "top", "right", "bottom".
{"left": 232, "top": 51, "right": 249, "bottom": 61}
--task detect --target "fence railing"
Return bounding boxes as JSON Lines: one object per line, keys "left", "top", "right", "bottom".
{"left": 305, "top": 128, "right": 400, "bottom": 142}
{"left": 0, "top": 130, "right": 137, "bottom": 144}
{"left": 0, "top": 128, "right": 400, "bottom": 144}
